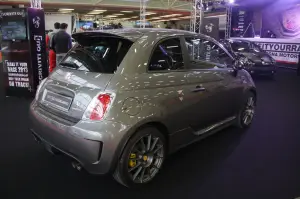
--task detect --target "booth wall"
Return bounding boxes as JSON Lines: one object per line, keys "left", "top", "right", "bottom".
{"left": 45, "top": 14, "right": 72, "bottom": 35}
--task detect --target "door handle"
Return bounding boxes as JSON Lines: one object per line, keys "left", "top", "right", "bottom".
{"left": 191, "top": 86, "right": 206, "bottom": 92}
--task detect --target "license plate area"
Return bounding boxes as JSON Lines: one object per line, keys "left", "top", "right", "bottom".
{"left": 42, "top": 90, "right": 73, "bottom": 112}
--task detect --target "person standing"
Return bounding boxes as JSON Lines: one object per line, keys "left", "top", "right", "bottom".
{"left": 51, "top": 23, "right": 72, "bottom": 66}
{"left": 48, "top": 22, "right": 60, "bottom": 72}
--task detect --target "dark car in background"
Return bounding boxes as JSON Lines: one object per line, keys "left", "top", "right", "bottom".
{"left": 220, "top": 39, "right": 277, "bottom": 78}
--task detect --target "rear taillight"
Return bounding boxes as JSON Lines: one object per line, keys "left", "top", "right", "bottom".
{"left": 83, "top": 93, "right": 114, "bottom": 121}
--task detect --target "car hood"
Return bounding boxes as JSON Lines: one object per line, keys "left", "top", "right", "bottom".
{"left": 238, "top": 52, "right": 273, "bottom": 63}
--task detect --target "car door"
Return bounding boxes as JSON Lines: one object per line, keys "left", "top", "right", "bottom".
{"left": 182, "top": 36, "right": 242, "bottom": 132}
{"left": 145, "top": 37, "right": 193, "bottom": 133}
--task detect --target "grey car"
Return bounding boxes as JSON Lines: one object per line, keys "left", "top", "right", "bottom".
{"left": 29, "top": 28, "right": 256, "bottom": 187}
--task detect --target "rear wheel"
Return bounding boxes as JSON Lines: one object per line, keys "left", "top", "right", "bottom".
{"left": 113, "top": 127, "right": 166, "bottom": 187}
{"left": 236, "top": 92, "right": 256, "bottom": 128}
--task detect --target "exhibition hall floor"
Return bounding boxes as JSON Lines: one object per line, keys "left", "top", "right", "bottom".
{"left": 0, "top": 69, "right": 300, "bottom": 199}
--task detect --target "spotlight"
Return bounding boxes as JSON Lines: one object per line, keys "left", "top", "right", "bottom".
{"left": 229, "top": 0, "right": 235, "bottom": 3}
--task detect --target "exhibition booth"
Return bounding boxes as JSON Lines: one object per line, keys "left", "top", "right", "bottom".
{"left": 228, "top": 0, "right": 300, "bottom": 67}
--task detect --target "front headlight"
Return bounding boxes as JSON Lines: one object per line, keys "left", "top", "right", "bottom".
{"left": 262, "top": 61, "right": 268, "bottom": 65}
{"left": 271, "top": 58, "right": 276, "bottom": 64}
{"left": 35, "top": 78, "right": 47, "bottom": 101}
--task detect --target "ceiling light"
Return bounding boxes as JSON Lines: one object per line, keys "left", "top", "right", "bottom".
{"left": 120, "top": 18, "right": 130, "bottom": 20}
{"left": 131, "top": 16, "right": 139, "bottom": 18}
{"left": 145, "top": 12, "right": 156, "bottom": 15}
{"left": 87, "top": 10, "right": 106, "bottom": 15}
{"left": 88, "top": 12, "right": 105, "bottom": 15}
{"left": 114, "top": 14, "right": 124, "bottom": 16}
{"left": 161, "top": 14, "right": 182, "bottom": 18}
{"left": 151, "top": 17, "right": 161, "bottom": 20}
{"left": 171, "top": 14, "right": 182, "bottom": 16}
{"left": 59, "top": 8, "right": 74, "bottom": 11}
{"left": 105, "top": 15, "right": 118, "bottom": 18}
{"left": 160, "top": 15, "right": 172, "bottom": 18}
{"left": 93, "top": 9, "right": 106, "bottom": 12}
{"left": 60, "top": 11, "right": 72, "bottom": 13}
{"left": 121, "top": 11, "right": 134, "bottom": 13}
{"left": 169, "top": 18, "right": 180, "bottom": 20}
{"left": 154, "top": 19, "right": 168, "bottom": 22}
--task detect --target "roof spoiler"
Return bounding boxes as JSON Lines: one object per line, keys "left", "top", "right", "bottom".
{"left": 72, "top": 32, "right": 130, "bottom": 45}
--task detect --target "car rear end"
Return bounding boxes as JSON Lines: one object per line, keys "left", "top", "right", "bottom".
{"left": 29, "top": 32, "right": 134, "bottom": 174}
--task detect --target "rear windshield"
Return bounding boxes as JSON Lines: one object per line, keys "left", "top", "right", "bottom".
{"left": 60, "top": 36, "right": 133, "bottom": 73}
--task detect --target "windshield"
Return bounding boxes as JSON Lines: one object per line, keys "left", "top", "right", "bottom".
{"left": 251, "top": 43, "right": 263, "bottom": 53}
{"left": 230, "top": 41, "right": 251, "bottom": 52}
{"left": 60, "top": 37, "right": 133, "bottom": 73}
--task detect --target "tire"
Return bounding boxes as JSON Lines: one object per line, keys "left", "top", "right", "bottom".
{"left": 113, "top": 126, "right": 166, "bottom": 187}
{"left": 236, "top": 92, "right": 256, "bottom": 129}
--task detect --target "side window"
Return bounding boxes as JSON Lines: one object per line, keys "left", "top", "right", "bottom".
{"left": 149, "top": 38, "right": 184, "bottom": 71}
{"left": 185, "top": 37, "right": 233, "bottom": 69}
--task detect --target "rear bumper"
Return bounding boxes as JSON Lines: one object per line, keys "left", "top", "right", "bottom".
{"left": 29, "top": 100, "right": 130, "bottom": 175}
{"left": 247, "top": 65, "right": 277, "bottom": 75}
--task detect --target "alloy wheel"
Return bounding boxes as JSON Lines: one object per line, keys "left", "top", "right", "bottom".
{"left": 127, "top": 134, "right": 164, "bottom": 184}
{"left": 242, "top": 96, "right": 255, "bottom": 126}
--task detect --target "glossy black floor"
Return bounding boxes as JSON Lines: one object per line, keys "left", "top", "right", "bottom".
{"left": 0, "top": 69, "right": 300, "bottom": 199}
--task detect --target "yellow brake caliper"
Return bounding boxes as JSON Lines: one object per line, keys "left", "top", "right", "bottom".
{"left": 129, "top": 153, "right": 137, "bottom": 168}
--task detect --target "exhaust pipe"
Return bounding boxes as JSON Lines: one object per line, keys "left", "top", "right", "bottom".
{"left": 72, "top": 161, "right": 82, "bottom": 171}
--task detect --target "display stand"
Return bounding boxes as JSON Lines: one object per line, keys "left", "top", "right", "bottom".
{"left": 0, "top": 8, "right": 48, "bottom": 97}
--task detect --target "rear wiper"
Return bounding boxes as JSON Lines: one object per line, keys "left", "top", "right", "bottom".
{"left": 59, "top": 62, "right": 78, "bottom": 69}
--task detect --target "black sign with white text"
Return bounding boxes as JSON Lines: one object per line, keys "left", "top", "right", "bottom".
{"left": 231, "top": 7, "right": 253, "bottom": 37}
{"left": 1, "top": 49, "right": 33, "bottom": 96}
{"left": 27, "top": 8, "right": 48, "bottom": 90}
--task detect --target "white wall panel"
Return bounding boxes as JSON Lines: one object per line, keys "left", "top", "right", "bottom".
{"left": 45, "top": 14, "right": 72, "bottom": 35}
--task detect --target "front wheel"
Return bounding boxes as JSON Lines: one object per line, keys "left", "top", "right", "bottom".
{"left": 113, "top": 127, "right": 166, "bottom": 187}
{"left": 236, "top": 92, "right": 256, "bottom": 128}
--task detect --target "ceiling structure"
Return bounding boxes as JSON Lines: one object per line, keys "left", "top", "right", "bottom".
{"left": 0, "top": 0, "right": 227, "bottom": 22}
{"left": 0, "top": 0, "right": 192, "bottom": 11}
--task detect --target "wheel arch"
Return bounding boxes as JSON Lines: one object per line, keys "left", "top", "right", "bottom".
{"left": 109, "top": 120, "right": 170, "bottom": 173}
{"left": 248, "top": 87, "right": 257, "bottom": 103}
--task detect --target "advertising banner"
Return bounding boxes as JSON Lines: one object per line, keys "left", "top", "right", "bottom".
{"left": 1, "top": 46, "right": 33, "bottom": 96}
{"left": 261, "top": 4, "right": 300, "bottom": 39}
{"left": 201, "top": 17, "right": 219, "bottom": 40}
{"left": 233, "top": 38, "right": 300, "bottom": 66}
{"left": 0, "top": 8, "right": 32, "bottom": 96}
{"left": 0, "top": 8, "right": 27, "bottom": 41}
{"left": 0, "top": 8, "right": 48, "bottom": 97}
{"left": 259, "top": 3, "right": 300, "bottom": 66}
{"left": 27, "top": 8, "right": 48, "bottom": 90}
{"left": 230, "top": 7, "right": 253, "bottom": 38}
{"left": 256, "top": 42, "right": 300, "bottom": 64}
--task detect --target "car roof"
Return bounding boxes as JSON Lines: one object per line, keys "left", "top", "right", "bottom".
{"left": 73, "top": 28, "right": 209, "bottom": 42}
